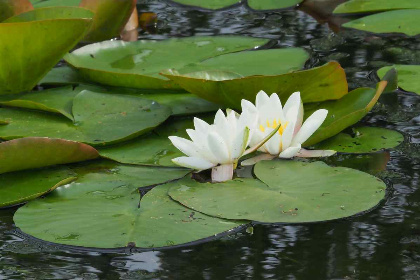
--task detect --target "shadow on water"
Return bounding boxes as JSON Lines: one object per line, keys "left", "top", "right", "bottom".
{"left": 0, "top": 0, "right": 419, "bottom": 279}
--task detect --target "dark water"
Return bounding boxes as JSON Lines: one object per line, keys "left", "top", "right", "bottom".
{"left": 1, "top": 0, "right": 420, "bottom": 279}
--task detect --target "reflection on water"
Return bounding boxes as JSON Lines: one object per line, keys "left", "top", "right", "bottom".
{"left": 1, "top": 0, "right": 419, "bottom": 279}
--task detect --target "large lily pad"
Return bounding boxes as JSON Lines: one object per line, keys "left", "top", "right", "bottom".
{"left": 0, "top": 0, "right": 33, "bottom": 22}
{"left": 0, "top": 167, "right": 76, "bottom": 208}
{"left": 64, "top": 36, "right": 270, "bottom": 89}
{"left": 342, "top": 9, "right": 420, "bottom": 37}
{"left": 0, "top": 90, "right": 171, "bottom": 146}
{"left": 333, "top": 0, "right": 420, "bottom": 14}
{"left": 14, "top": 164, "right": 244, "bottom": 249}
{"left": 248, "top": 0, "right": 302, "bottom": 11}
{"left": 312, "top": 127, "right": 404, "bottom": 153}
{"left": 303, "top": 81, "right": 387, "bottom": 146}
{"left": 168, "top": 160, "right": 386, "bottom": 223}
{"left": 168, "top": 0, "right": 240, "bottom": 10}
{"left": 377, "top": 65, "right": 420, "bottom": 95}
{"left": 99, "top": 118, "right": 193, "bottom": 167}
{"left": 0, "top": 137, "right": 99, "bottom": 174}
{"left": 0, "top": 7, "right": 93, "bottom": 95}
{"left": 38, "top": 66, "right": 88, "bottom": 85}
{"left": 30, "top": 0, "right": 81, "bottom": 8}
{"left": 163, "top": 61, "right": 348, "bottom": 109}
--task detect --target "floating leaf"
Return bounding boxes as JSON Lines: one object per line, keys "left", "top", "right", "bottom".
{"left": 0, "top": 137, "right": 99, "bottom": 174}
{"left": 378, "top": 65, "right": 420, "bottom": 95}
{"left": 64, "top": 36, "right": 270, "bottom": 89}
{"left": 303, "top": 81, "right": 387, "bottom": 146}
{"left": 0, "top": 0, "right": 33, "bottom": 22}
{"left": 0, "top": 90, "right": 171, "bottom": 146}
{"left": 29, "top": 0, "right": 81, "bottom": 8}
{"left": 342, "top": 9, "right": 420, "bottom": 37}
{"left": 0, "top": 167, "right": 76, "bottom": 208}
{"left": 163, "top": 61, "right": 348, "bottom": 109}
{"left": 0, "top": 7, "right": 93, "bottom": 95}
{"left": 14, "top": 163, "right": 244, "bottom": 249}
{"left": 0, "top": 86, "right": 78, "bottom": 121}
{"left": 169, "top": 0, "right": 240, "bottom": 10}
{"left": 312, "top": 127, "right": 404, "bottom": 153}
{"left": 333, "top": 0, "right": 420, "bottom": 14}
{"left": 248, "top": 0, "right": 302, "bottom": 11}
{"left": 38, "top": 66, "right": 88, "bottom": 86}
{"left": 168, "top": 160, "right": 386, "bottom": 223}
{"left": 323, "top": 152, "right": 390, "bottom": 176}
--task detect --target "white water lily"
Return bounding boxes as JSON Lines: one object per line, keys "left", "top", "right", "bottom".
{"left": 169, "top": 109, "right": 255, "bottom": 182}
{"left": 241, "top": 90, "right": 336, "bottom": 163}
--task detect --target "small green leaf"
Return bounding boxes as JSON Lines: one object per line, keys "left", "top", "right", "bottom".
{"left": 378, "top": 65, "right": 420, "bottom": 95}
{"left": 333, "top": 0, "right": 420, "bottom": 14}
{"left": 248, "top": 0, "right": 302, "bottom": 11}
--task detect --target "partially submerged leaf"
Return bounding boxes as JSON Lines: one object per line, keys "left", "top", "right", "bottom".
{"left": 342, "top": 9, "right": 420, "bottom": 37}
{"left": 163, "top": 61, "right": 348, "bottom": 109}
{"left": 169, "top": 0, "right": 240, "bottom": 10}
{"left": 312, "top": 127, "right": 404, "bottom": 153}
{"left": 14, "top": 163, "right": 244, "bottom": 249}
{"left": 0, "top": 137, "right": 99, "bottom": 174}
{"left": 0, "top": 7, "right": 93, "bottom": 95}
{"left": 168, "top": 160, "right": 386, "bottom": 223}
{"left": 248, "top": 0, "right": 302, "bottom": 11}
{"left": 303, "top": 81, "right": 387, "bottom": 146}
{"left": 38, "top": 66, "right": 88, "bottom": 86}
{"left": 378, "top": 65, "right": 420, "bottom": 95}
{"left": 64, "top": 36, "right": 270, "bottom": 89}
{"left": 0, "top": 167, "right": 76, "bottom": 208}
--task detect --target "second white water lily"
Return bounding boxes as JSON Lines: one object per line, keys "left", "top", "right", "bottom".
{"left": 241, "top": 90, "right": 336, "bottom": 162}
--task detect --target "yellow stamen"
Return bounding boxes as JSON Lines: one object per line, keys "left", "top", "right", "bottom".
{"left": 260, "top": 120, "right": 289, "bottom": 135}
{"left": 259, "top": 124, "right": 265, "bottom": 132}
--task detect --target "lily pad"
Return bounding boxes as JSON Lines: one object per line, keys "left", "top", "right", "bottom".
{"left": 4, "top": 6, "right": 93, "bottom": 22}
{"left": 303, "top": 81, "right": 387, "bottom": 146}
{"left": 0, "top": 90, "right": 171, "bottom": 146}
{"left": 0, "top": 7, "right": 93, "bottom": 95}
{"left": 378, "top": 65, "right": 420, "bottom": 95}
{"left": 0, "top": 167, "right": 76, "bottom": 208}
{"left": 14, "top": 164, "right": 244, "bottom": 249}
{"left": 0, "top": 137, "right": 99, "bottom": 174}
{"left": 0, "top": 0, "right": 33, "bottom": 22}
{"left": 168, "top": 160, "right": 386, "bottom": 223}
{"left": 0, "top": 86, "right": 78, "bottom": 121}
{"left": 248, "top": 0, "right": 302, "bottom": 11}
{"left": 312, "top": 127, "right": 404, "bottom": 153}
{"left": 99, "top": 118, "right": 193, "bottom": 167}
{"left": 30, "top": 0, "right": 81, "bottom": 8}
{"left": 64, "top": 36, "right": 270, "bottom": 89}
{"left": 163, "top": 61, "right": 348, "bottom": 109}
{"left": 342, "top": 9, "right": 420, "bottom": 37}
{"left": 333, "top": 0, "right": 420, "bottom": 14}
{"left": 168, "top": 0, "right": 240, "bottom": 10}
{"left": 38, "top": 66, "right": 88, "bottom": 85}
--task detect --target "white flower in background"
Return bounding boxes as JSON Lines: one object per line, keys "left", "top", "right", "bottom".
{"left": 241, "top": 90, "right": 336, "bottom": 163}
{"left": 169, "top": 109, "right": 255, "bottom": 182}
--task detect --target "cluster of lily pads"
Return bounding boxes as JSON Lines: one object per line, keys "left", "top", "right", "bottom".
{"left": 0, "top": 0, "right": 410, "bottom": 249}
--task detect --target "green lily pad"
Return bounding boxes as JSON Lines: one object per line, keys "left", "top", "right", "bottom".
{"left": 168, "top": 160, "right": 386, "bottom": 223}
{"left": 333, "top": 0, "right": 420, "bottom": 14}
{"left": 324, "top": 152, "right": 390, "bottom": 176}
{"left": 64, "top": 36, "right": 270, "bottom": 89}
{"left": 0, "top": 137, "right": 99, "bottom": 174}
{"left": 303, "top": 81, "right": 387, "bottom": 146}
{"left": 0, "top": 7, "right": 93, "bottom": 95}
{"left": 30, "top": 0, "right": 81, "bottom": 8}
{"left": 342, "top": 9, "right": 420, "bottom": 36}
{"left": 99, "top": 118, "right": 193, "bottom": 167}
{"left": 0, "top": 167, "right": 76, "bottom": 208}
{"left": 0, "top": 86, "right": 79, "bottom": 121}
{"left": 0, "top": 0, "right": 33, "bottom": 22}
{"left": 38, "top": 66, "right": 88, "bottom": 85}
{"left": 4, "top": 6, "right": 93, "bottom": 22}
{"left": 163, "top": 61, "right": 348, "bottom": 109}
{"left": 248, "top": 0, "right": 302, "bottom": 11}
{"left": 14, "top": 164, "right": 244, "bottom": 249}
{"left": 168, "top": 0, "right": 239, "bottom": 10}
{"left": 378, "top": 65, "right": 420, "bottom": 95}
{"left": 0, "top": 90, "right": 171, "bottom": 146}
{"left": 312, "top": 127, "right": 404, "bottom": 153}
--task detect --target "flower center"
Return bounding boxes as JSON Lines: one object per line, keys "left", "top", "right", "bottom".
{"left": 259, "top": 119, "right": 288, "bottom": 135}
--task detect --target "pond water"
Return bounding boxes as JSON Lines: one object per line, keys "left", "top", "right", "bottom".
{"left": 1, "top": 0, "right": 419, "bottom": 279}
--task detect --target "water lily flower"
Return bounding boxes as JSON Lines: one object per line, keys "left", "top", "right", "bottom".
{"left": 241, "top": 90, "right": 336, "bottom": 164}
{"left": 169, "top": 109, "right": 253, "bottom": 182}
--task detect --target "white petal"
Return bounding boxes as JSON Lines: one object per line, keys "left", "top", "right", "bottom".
{"left": 265, "top": 130, "right": 281, "bottom": 156}
{"left": 193, "top": 117, "right": 210, "bottom": 134}
{"left": 249, "top": 128, "right": 265, "bottom": 147}
{"left": 207, "top": 131, "right": 231, "bottom": 163}
{"left": 168, "top": 136, "right": 200, "bottom": 158}
{"left": 256, "top": 90, "right": 271, "bottom": 121}
{"left": 279, "top": 144, "right": 301, "bottom": 158}
{"left": 186, "top": 129, "right": 218, "bottom": 163}
{"left": 280, "top": 122, "right": 295, "bottom": 151}
{"left": 214, "top": 109, "right": 227, "bottom": 126}
{"left": 231, "top": 127, "right": 249, "bottom": 159}
{"left": 283, "top": 92, "right": 301, "bottom": 124}
{"left": 296, "top": 149, "right": 337, "bottom": 158}
{"left": 172, "top": 157, "right": 215, "bottom": 170}
{"left": 269, "top": 93, "right": 284, "bottom": 121}
{"left": 292, "top": 109, "right": 328, "bottom": 145}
